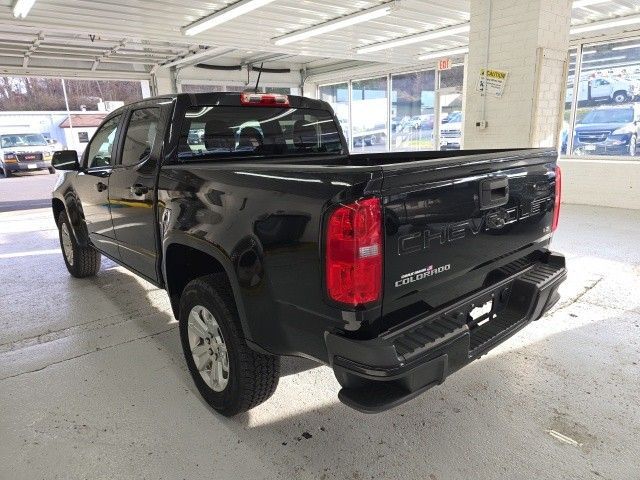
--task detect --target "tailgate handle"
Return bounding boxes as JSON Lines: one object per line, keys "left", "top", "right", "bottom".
{"left": 479, "top": 177, "right": 509, "bottom": 210}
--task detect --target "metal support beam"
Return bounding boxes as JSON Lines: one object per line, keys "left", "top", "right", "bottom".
{"left": 22, "top": 32, "right": 44, "bottom": 68}
{"left": 92, "top": 38, "right": 127, "bottom": 71}
{"left": 156, "top": 46, "right": 236, "bottom": 71}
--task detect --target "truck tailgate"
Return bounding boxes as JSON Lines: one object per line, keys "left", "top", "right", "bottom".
{"left": 380, "top": 149, "right": 559, "bottom": 326}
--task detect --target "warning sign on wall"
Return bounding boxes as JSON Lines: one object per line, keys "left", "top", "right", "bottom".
{"left": 476, "top": 68, "right": 508, "bottom": 97}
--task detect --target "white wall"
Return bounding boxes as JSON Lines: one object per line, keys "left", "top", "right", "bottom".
{"left": 463, "top": 0, "right": 572, "bottom": 149}
{"left": 560, "top": 158, "right": 640, "bottom": 210}
{"left": 62, "top": 126, "right": 98, "bottom": 155}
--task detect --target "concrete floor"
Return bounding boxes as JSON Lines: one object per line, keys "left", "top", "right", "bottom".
{"left": 1, "top": 174, "right": 639, "bottom": 480}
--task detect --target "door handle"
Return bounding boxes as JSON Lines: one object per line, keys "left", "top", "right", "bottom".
{"left": 479, "top": 177, "right": 509, "bottom": 210}
{"left": 130, "top": 184, "right": 149, "bottom": 196}
{"left": 96, "top": 182, "right": 108, "bottom": 192}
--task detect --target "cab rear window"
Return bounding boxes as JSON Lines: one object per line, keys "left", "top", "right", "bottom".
{"left": 178, "top": 106, "right": 344, "bottom": 159}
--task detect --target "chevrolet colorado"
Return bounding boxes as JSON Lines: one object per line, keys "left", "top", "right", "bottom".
{"left": 51, "top": 92, "right": 566, "bottom": 415}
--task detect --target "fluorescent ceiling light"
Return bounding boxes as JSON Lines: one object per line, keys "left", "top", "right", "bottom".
{"left": 357, "top": 23, "right": 470, "bottom": 54}
{"left": 418, "top": 46, "right": 469, "bottom": 61}
{"left": 272, "top": 2, "right": 396, "bottom": 46}
{"left": 572, "top": 0, "right": 608, "bottom": 8}
{"left": 570, "top": 14, "right": 640, "bottom": 34}
{"left": 612, "top": 43, "right": 640, "bottom": 51}
{"left": 569, "top": 49, "right": 596, "bottom": 56}
{"left": 581, "top": 55, "right": 626, "bottom": 63}
{"left": 182, "top": 0, "right": 277, "bottom": 36}
{"left": 12, "top": 0, "right": 36, "bottom": 18}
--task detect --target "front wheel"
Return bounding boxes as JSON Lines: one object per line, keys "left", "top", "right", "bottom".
{"left": 1, "top": 167, "right": 11, "bottom": 178}
{"left": 57, "top": 211, "right": 101, "bottom": 278}
{"left": 179, "top": 274, "right": 280, "bottom": 416}
{"left": 612, "top": 91, "right": 628, "bottom": 104}
{"left": 629, "top": 135, "right": 637, "bottom": 157}
{"left": 48, "top": 166, "right": 56, "bottom": 174}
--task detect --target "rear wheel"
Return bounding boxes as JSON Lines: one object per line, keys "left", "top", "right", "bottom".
{"left": 57, "top": 211, "right": 101, "bottom": 278}
{"left": 48, "top": 167, "right": 56, "bottom": 174}
{"left": 630, "top": 135, "right": 637, "bottom": 157}
{"left": 179, "top": 274, "right": 280, "bottom": 416}
{"left": 1, "top": 167, "right": 11, "bottom": 178}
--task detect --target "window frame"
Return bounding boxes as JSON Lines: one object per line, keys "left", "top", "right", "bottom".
{"left": 118, "top": 106, "right": 163, "bottom": 168}
{"left": 563, "top": 34, "right": 640, "bottom": 161}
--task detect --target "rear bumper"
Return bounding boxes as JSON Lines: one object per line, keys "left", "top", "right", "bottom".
{"left": 325, "top": 252, "right": 566, "bottom": 413}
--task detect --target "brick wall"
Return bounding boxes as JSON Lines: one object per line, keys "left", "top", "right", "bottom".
{"left": 463, "top": 0, "right": 573, "bottom": 149}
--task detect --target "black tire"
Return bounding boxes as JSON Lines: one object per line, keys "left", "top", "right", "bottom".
{"left": 48, "top": 166, "right": 56, "bottom": 174}
{"left": 1, "top": 167, "right": 11, "bottom": 178}
{"left": 612, "top": 91, "right": 627, "bottom": 104}
{"left": 179, "top": 274, "right": 280, "bottom": 416}
{"left": 57, "top": 211, "right": 101, "bottom": 278}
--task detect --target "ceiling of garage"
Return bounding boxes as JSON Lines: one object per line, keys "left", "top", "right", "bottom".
{"left": 0, "top": 0, "right": 639, "bottom": 80}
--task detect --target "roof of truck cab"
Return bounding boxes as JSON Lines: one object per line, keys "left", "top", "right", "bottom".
{"left": 100, "top": 92, "right": 335, "bottom": 128}
{"left": 119, "top": 92, "right": 330, "bottom": 112}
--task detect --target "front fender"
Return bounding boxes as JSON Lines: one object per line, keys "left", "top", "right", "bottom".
{"left": 53, "top": 177, "right": 90, "bottom": 248}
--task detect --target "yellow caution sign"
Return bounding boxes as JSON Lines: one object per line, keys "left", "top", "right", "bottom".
{"left": 476, "top": 68, "right": 509, "bottom": 97}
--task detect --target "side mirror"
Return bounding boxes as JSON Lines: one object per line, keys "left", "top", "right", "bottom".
{"left": 52, "top": 150, "right": 80, "bottom": 171}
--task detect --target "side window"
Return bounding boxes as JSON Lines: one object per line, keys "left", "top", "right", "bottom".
{"left": 121, "top": 108, "right": 161, "bottom": 166}
{"left": 86, "top": 116, "right": 121, "bottom": 169}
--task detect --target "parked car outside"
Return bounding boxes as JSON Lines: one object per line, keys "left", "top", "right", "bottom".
{"left": 0, "top": 132, "right": 55, "bottom": 177}
{"left": 570, "top": 104, "right": 639, "bottom": 156}
{"left": 439, "top": 111, "right": 463, "bottom": 150}
{"left": 566, "top": 77, "right": 635, "bottom": 106}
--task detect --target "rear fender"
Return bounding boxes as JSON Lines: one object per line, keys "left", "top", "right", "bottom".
{"left": 162, "top": 232, "right": 254, "bottom": 345}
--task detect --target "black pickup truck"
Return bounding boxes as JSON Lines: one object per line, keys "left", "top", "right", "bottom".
{"left": 51, "top": 92, "right": 565, "bottom": 415}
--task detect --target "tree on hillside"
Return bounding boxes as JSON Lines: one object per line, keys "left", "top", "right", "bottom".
{"left": 0, "top": 77, "right": 143, "bottom": 111}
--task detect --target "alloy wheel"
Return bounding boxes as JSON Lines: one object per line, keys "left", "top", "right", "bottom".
{"left": 187, "top": 305, "right": 230, "bottom": 392}
{"left": 60, "top": 223, "right": 74, "bottom": 266}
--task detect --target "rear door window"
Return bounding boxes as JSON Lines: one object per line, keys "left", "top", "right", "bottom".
{"left": 178, "top": 106, "right": 344, "bottom": 160}
{"left": 121, "top": 108, "right": 161, "bottom": 166}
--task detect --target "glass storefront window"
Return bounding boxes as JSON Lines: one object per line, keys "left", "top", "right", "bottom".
{"left": 391, "top": 70, "right": 435, "bottom": 151}
{"left": 565, "top": 38, "right": 640, "bottom": 157}
{"left": 562, "top": 48, "right": 578, "bottom": 155}
{"left": 318, "top": 83, "right": 349, "bottom": 144}
{"left": 438, "top": 66, "right": 464, "bottom": 151}
{"left": 351, "top": 77, "right": 388, "bottom": 153}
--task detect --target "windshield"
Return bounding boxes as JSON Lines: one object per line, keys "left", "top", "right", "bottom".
{"left": 578, "top": 108, "right": 634, "bottom": 124}
{"left": 179, "top": 106, "right": 344, "bottom": 160}
{"left": 1, "top": 133, "right": 48, "bottom": 148}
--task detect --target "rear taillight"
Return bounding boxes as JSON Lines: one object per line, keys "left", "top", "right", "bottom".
{"left": 240, "top": 93, "right": 289, "bottom": 107}
{"left": 552, "top": 166, "right": 562, "bottom": 232}
{"left": 325, "top": 197, "right": 383, "bottom": 308}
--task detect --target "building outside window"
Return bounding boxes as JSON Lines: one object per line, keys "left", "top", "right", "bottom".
{"left": 564, "top": 38, "right": 640, "bottom": 158}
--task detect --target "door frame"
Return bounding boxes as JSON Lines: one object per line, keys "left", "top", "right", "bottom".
{"left": 434, "top": 85, "right": 464, "bottom": 151}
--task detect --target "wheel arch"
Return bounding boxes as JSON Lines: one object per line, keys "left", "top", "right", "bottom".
{"left": 52, "top": 188, "right": 91, "bottom": 247}
{"left": 612, "top": 90, "right": 628, "bottom": 102}
{"left": 163, "top": 235, "right": 253, "bottom": 344}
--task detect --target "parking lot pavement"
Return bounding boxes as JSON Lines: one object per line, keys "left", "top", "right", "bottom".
{"left": 0, "top": 184, "right": 639, "bottom": 479}
{"left": 0, "top": 171, "right": 59, "bottom": 212}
